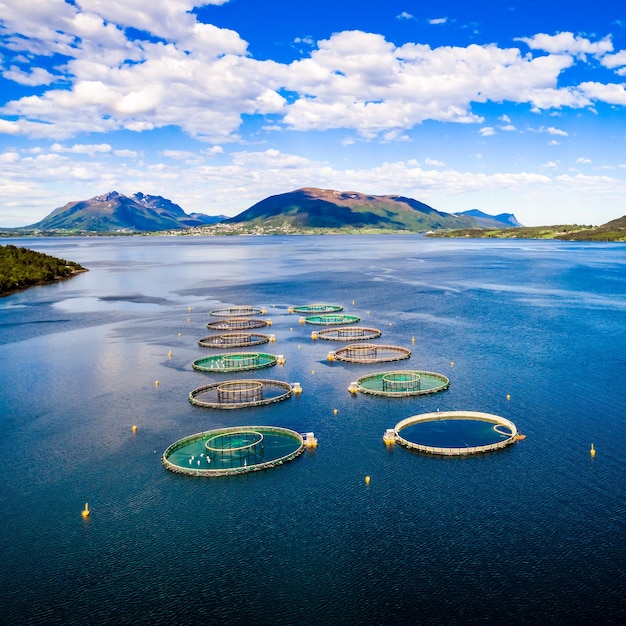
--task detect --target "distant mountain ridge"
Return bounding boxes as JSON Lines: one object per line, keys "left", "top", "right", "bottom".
{"left": 455, "top": 209, "right": 522, "bottom": 228}
{"left": 27, "top": 191, "right": 222, "bottom": 232}
{"left": 20, "top": 187, "right": 522, "bottom": 234}
{"left": 224, "top": 187, "right": 520, "bottom": 231}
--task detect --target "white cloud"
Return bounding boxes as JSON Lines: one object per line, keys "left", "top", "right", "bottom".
{"left": 2, "top": 65, "right": 58, "bottom": 86}
{"left": 600, "top": 50, "right": 626, "bottom": 69}
{"left": 429, "top": 18, "right": 448, "bottom": 26}
{"left": 1, "top": 7, "right": 616, "bottom": 142}
{"left": 579, "top": 81, "right": 626, "bottom": 105}
{"left": 516, "top": 32, "right": 613, "bottom": 58}
{"left": 397, "top": 12, "right": 414, "bottom": 21}
{"left": 576, "top": 157, "right": 592, "bottom": 164}
{"left": 425, "top": 158, "right": 446, "bottom": 166}
{"left": 479, "top": 127, "right": 496, "bottom": 136}
{"left": 546, "top": 126, "right": 568, "bottom": 136}
{"left": 51, "top": 143, "right": 112, "bottom": 155}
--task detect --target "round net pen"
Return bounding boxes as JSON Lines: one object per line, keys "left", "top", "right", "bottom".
{"left": 312, "top": 326, "right": 382, "bottom": 341}
{"left": 206, "top": 318, "right": 269, "bottom": 331}
{"left": 209, "top": 306, "right": 265, "bottom": 317}
{"left": 198, "top": 332, "right": 270, "bottom": 348}
{"left": 162, "top": 425, "right": 305, "bottom": 476}
{"left": 305, "top": 313, "right": 360, "bottom": 326}
{"left": 192, "top": 352, "right": 277, "bottom": 373}
{"left": 289, "top": 304, "right": 343, "bottom": 314}
{"left": 354, "top": 369, "right": 450, "bottom": 397}
{"left": 332, "top": 343, "right": 411, "bottom": 363}
{"left": 392, "top": 411, "right": 521, "bottom": 456}
{"left": 188, "top": 378, "right": 293, "bottom": 409}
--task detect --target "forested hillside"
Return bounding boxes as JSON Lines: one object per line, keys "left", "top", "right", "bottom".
{"left": 0, "top": 245, "right": 86, "bottom": 295}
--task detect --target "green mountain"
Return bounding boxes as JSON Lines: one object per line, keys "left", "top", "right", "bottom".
{"left": 26, "top": 191, "right": 221, "bottom": 233}
{"left": 223, "top": 188, "right": 518, "bottom": 232}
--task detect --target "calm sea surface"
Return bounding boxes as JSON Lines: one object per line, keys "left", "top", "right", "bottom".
{"left": 1, "top": 235, "right": 624, "bottom": 625}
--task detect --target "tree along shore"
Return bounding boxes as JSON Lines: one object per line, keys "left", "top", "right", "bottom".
{"left": 0, "top": 244, "right": 86, "bottom": 296}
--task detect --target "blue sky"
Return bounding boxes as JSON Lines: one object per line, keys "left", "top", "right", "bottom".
{"left": 1, "top": 0, "right": 626, "bottom": 227}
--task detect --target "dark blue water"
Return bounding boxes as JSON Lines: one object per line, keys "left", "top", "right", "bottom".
{"left": 1, "top": 235, "right": 625, "bottom": 625}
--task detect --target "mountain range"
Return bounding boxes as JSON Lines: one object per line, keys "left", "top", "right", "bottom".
{"left": 26, "top": 191, "right": 223, "bottom": 232}
{"left": 18, "top": 188, "right": 521, "bottom": 233}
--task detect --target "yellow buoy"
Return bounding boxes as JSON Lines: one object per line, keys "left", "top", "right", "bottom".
{"left": 132, "top": 425, "right": 137, "bottom": 434}
{"left": 188, "top": 306, "right": 192, "bottom": 312}
{"left": 411, "top": 336, "right": 415, "bottom": 343}
{"left": 81, "top": 503, "right": 90, "bottom": 518}
{"left": 450, "top": 361, "right": 454, "bottom": 367}
{"left": 311, "top": 370, "right": 315, "bottom": 375}
{"left": 178, "top": 332, "right": 182, "bottom": 337}
{"left": 155, "top": 380, "right": 159, "bottom": 386}
{"left": 333, "top": 409, "right": 338, "bottom": 415}
{"left": 506, "top": 394, "right": 511, "bottom": 401}
{"left": 590, "top": 443, "right": 596, "bottom": 458}
{"left": 168, "top": 350, "right": 172, "bottom": 358}
{"left": 187, "top": 318, "right": 191, "bottom": 323}
{"left": 365, "top": 476, "right": 371, "bottom": 485}
{"left": 352, "top": 300, "right": 355, "bottom": 305}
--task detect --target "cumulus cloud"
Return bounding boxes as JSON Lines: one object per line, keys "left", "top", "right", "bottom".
{"left": 516, "top": 32, "right": 613, "bottom": 58}
{"left": 429, "top": 18, "right": 448, "bottom": 25}
{"left": 0, "top": 5, "right": 623, "bottom": 145}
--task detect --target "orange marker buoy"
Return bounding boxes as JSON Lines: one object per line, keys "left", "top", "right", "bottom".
{"left": 81, "top": 503, "right": 90, "bottom": 518}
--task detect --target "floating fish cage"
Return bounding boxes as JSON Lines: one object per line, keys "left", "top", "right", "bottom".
{"left": 162, "top": 425, "right": 305, "bottom": 476}
{"left": 354, "top": 369, "right": 450, "bottom": 396}
{"left": 290, "top": 304, "right": 343, "bottom": 314}
{"left": 209, "top": 306, "right": 264, "bottom": 317}
{"left": 332, "top": 343, "right": 411, "bottom": 363}
{"left": 189, "top": 378, "right": 293, "bottom": 409}
{"left": 392, "top": 411, "right": 520, "bottom": 456}
{"left": 197, "top": 332, "right": 270, "bottom": 348}
{"left": 312, "top": 326, "right": 382, "bottom": 341}
{"left": 305, "top": 313, "right": 360, "bottom": 326}
{"left": 206, "top": 318, "right": 269, "bottom": 331}
{"left": 192, "top": 352, "right": 277, "bottom": 373}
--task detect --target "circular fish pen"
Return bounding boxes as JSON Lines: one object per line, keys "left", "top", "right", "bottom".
{"left": 313, "top": 326, "right": 382, "bottom": 341}
{"left": 332, "top": 343, "right": 411, "bottom": 363}
{"left": 197, "top": 332, "right": 270, "bottom": 349}
{"left": 209, "top": 306, "right": 264, "bottom": 317}
{"left": 189, "top": 378, "right": 293, "bottom": 409}
{"left": 290, "top": 304, "right": 343, "bottom": 314}
{"left": 305, "top": 313, "right": 360, "bottom": 326}
{"left": 355, "top": 369, "right": 449, "bottom": 396}
{"left": 192, "top": 352, "right": 277, "bottom": 373}
{"left": 162, "top": 425, "right": 304, "bottom": 476}
{"left": 206, "top": 318, "right": 269, "bottom": 331}
{"left": 393, "top": 411, "right": 519, "bottom": 456}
